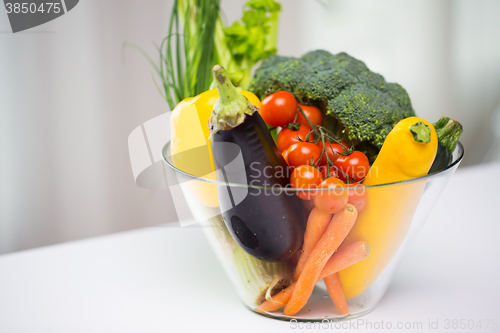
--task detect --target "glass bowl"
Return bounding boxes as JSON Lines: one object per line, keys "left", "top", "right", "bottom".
{"left": 162, "top": 140, "right": 464, "bottom": 322}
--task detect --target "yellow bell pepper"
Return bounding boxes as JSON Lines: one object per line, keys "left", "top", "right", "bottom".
{"left": 169, "top": 89, "right": 261, "bottom": 207}
{"left": 338, "top": 117, "right": 438, "bottom": 299}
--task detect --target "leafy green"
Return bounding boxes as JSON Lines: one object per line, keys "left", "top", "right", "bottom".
{"left": 222, "top": 0, "right": 281, "bottom": 88}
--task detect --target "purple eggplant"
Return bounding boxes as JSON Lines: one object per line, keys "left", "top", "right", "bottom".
{"left": 210, "top": 65, "right": 305, "bottom": 262}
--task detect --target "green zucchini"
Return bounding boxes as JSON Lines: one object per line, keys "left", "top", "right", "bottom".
{"left": 429, "top": 117, "right": 463, "bottom": 174}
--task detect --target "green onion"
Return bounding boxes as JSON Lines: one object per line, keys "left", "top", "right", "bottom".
{"left": 128, "top": 0, "right": 281, "bottom": 110}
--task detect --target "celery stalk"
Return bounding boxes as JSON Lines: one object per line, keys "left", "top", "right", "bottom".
{"left": 207, "top": 215, "right": 293, "bottom": 307}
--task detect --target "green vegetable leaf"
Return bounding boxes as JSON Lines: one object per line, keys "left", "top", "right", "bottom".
{"left": 222, "top": 0, "right": 281, "bottom": 89}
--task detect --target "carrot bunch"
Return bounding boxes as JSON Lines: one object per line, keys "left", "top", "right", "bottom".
{"left": 258, "top": 205, "right": 368, "bottom": 316}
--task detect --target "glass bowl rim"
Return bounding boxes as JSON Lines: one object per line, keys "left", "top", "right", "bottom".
{"left": 162, "top": 141, "right": 464, "bottom": 191}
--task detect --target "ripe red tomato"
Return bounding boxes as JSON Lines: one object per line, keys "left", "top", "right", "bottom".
{"left": 335, "top": 151, "right": 370, "bottom": 182}
{"left": 290, "top": 165, "right": 323, "bottom": 200}
{"left": 346, "top": 182, "right": 368, "bottom": 212}
{"left": 312, "top": 177, "right": 349, "bottom": 214}
{"left": 277, "top": 126, "right": 310, "bottom": 152}
{"left": 318, "top": 165, "right": 339, "bottom": 179}
{"left": 287, "top": 142, "right": 322, "bottom": 168}
{"left": 282, "top": 147, "right": 291, "bottom": 165}
{"left": 281, "top": 147, "right": 290, "bottom": 166}
{"left": 297, "top": 104, "right": 323, "bottom": 129}
{"left": 317, "top": 140, "right": 349, "bottom": 165}
{"left": 259, "top": 91, "right": 298, "bottom": 127}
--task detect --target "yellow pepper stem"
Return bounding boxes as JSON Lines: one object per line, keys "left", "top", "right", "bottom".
{"left": 409, "top": 122, "right": 431, "bottom": 143}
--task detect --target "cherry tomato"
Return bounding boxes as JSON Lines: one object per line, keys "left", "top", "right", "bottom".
{"left": 290, "top": 165, "right": 323, "bottom": 200}
{"left": 282, "top": 146, "right": 291, "bottom": 165}
{"left": 260, "top": 91, "right": 298, "bottom": 127}
{"left": 297, "top": 104, "right": 323, "bottom": 129}
{"left": 318, "top": 165, "right": 339, "bottom": 179}
{"left": 335, "top": 151, "right": 370, "bottom": 182}
{"left": 346, "top": 182, "right": 368, "bottom": 212}
{"left": 287, "top": 142, "right": 322, "bottom": 168}
{"left": 312, "top": 177, "right": 349, "bottom": 214}
{"left": 277, "top": 126, "right": 310, "bottom": 152}
{"left": 317, "top": 140, "right": 349, "bottom": 165}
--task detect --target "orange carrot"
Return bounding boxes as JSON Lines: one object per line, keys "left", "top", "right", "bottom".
{"left": 293, "top": 208, "right": 332, "bottom": 281}
{"left": 318, "top": 241, "right": 370, "bottom": 279}
{"left": 257, "top": 287, "right": 294, "bottom": 313}
{"left": 284, "top": 204, "right": 358, "bottom": 316}
{"left": 257, "top": 240, "right": 369, "bottom": 313}
{"left": 324, "top": 273, "right": 349, "bottom": 315}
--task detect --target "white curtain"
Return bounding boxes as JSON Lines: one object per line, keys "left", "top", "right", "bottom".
{"left": 0, "top": 0, "right": 177, "bottom": 253}
{"left": 1, "top": 0, "right": 499, "bottom": 254}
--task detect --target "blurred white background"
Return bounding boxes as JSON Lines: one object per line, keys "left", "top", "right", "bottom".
{"left": 1, "top": 0, "right": 500, "bottom": 254}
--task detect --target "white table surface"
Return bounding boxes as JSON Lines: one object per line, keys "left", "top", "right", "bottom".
{"left": 1, "top": 162, "right": 500, "bottom": 333}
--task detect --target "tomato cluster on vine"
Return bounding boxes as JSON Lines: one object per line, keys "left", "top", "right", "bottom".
{"left": 259, "top": 91, "right": 369, "bottom": 214}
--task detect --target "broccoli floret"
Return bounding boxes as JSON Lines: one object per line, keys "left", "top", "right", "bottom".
{"left": 249, "top": 50, "right": 415, "bottom": 162}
